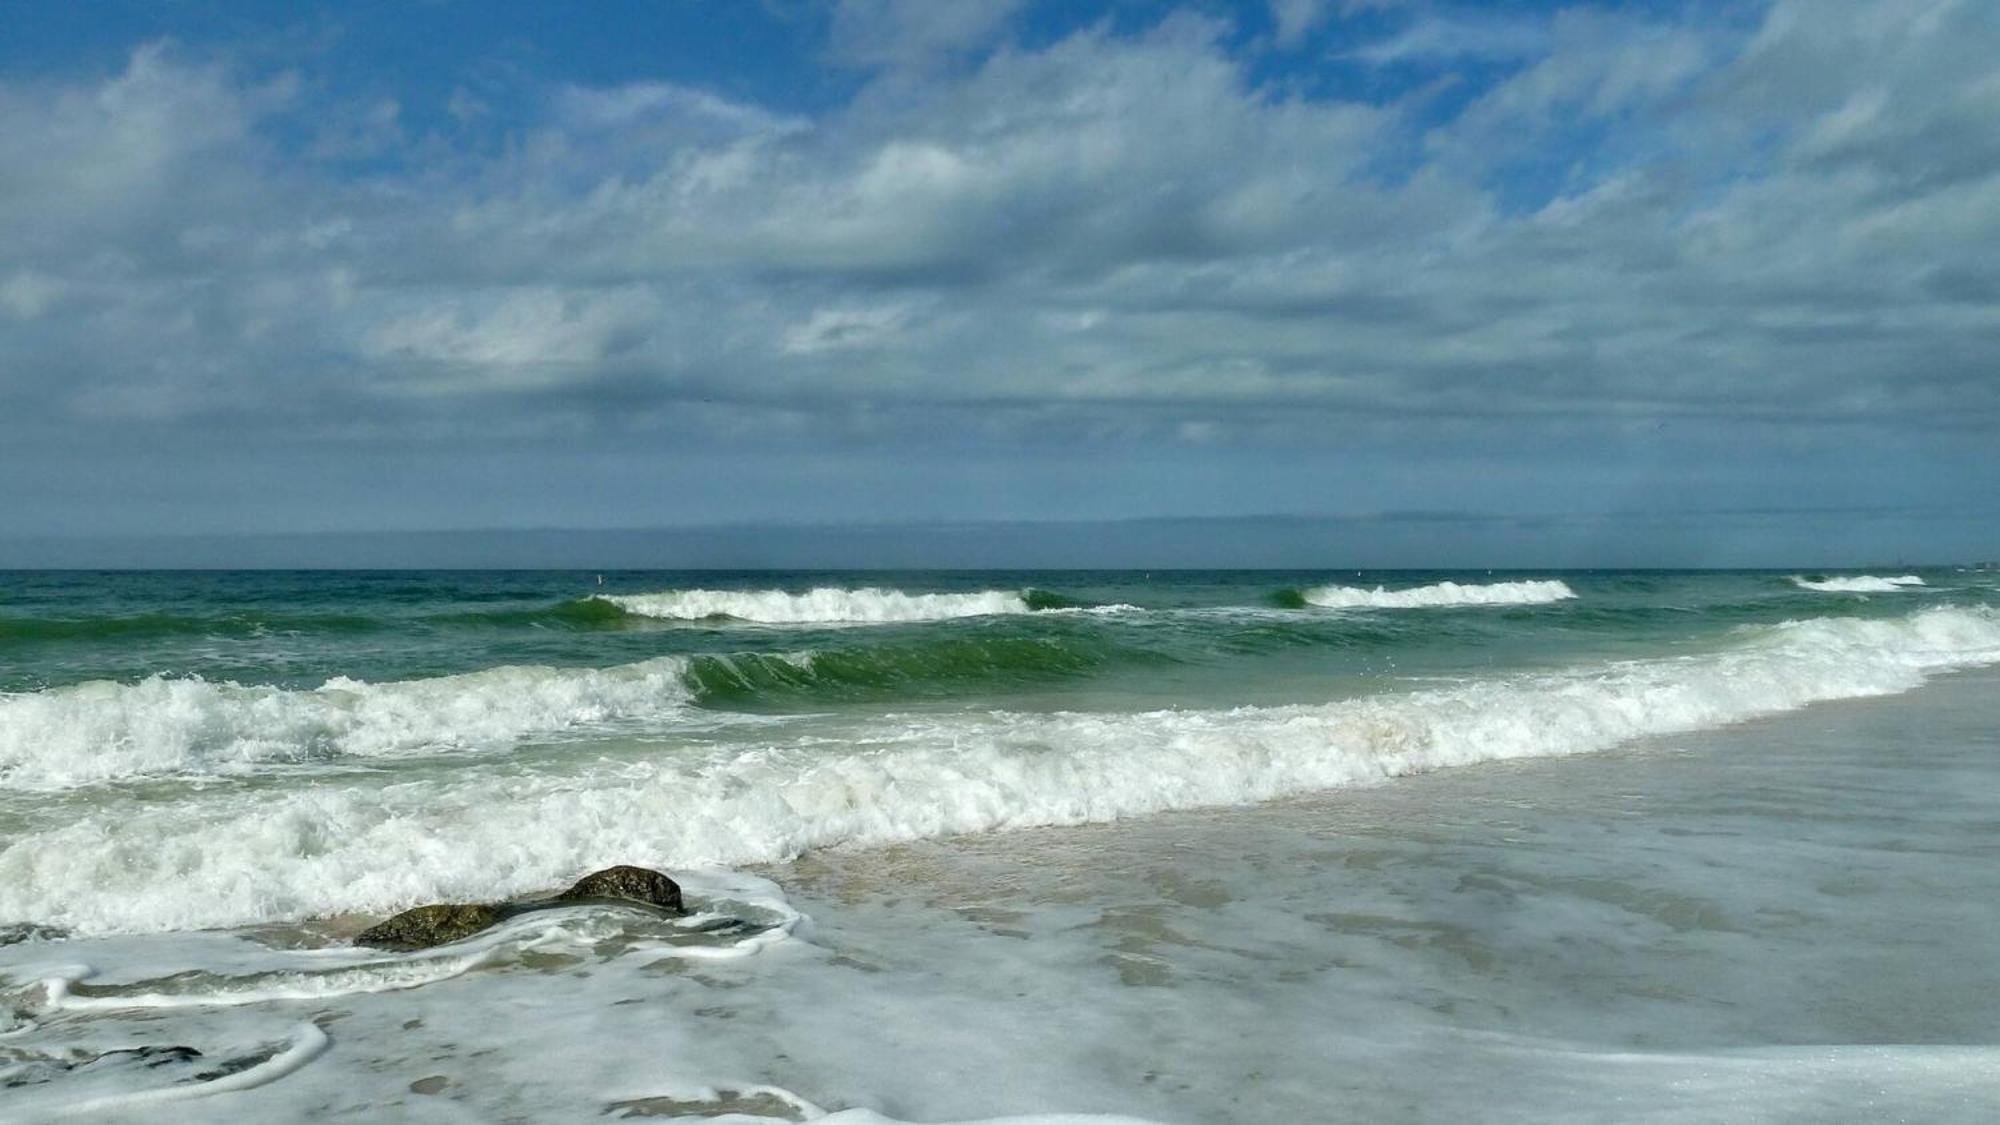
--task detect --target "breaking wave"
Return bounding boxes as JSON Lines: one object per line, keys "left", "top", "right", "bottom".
{"left": 0, "top": 588, "right": 1101, "bottom": 643}
{"left": 0, "top": 631, "right": 1160, "bottom": 790}
{"left": 1297, "top": 579, "right": 1577, "bottom": 609}
{"left": 0, "top": 658, "right": 698, "bottom": 790}
{"left": 598, "top": 587, "right": 1054, "bottom": 625}
{"left": 5, "top": 605, "right": 1996, "bottom": 935}
{"left": 1791, "top": 575, "right": 1927, "bottom": 593}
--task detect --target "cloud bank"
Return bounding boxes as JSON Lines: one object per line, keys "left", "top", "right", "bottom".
{"left": 1, "top": 1, "right": 1996, "bottom": 549}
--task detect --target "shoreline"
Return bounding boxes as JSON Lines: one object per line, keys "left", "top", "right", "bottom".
{"left": 738, "top": 664, "right": 2000, "bottom": 1120}
{"left": 5, "top": 667, "right": 1999, "bottom": 1121}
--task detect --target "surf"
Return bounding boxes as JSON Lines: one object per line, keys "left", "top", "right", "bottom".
{"left": 0, "top": 630, "right": 1155, "bottom": 790}
{"left": 594, "top": 586, "right": 1045, "bottom": 624}
{"left": 1293, "top": 579, "right": 1578, "bottom": 609}
{"left": 0, "top": 657, "right": 700, "bottom": 791}
{"left": 1791, "top": 574, "right": 1927, "bottom": 593}
{"left": 8, "top": 604, "right": 1996, "bottom": 936}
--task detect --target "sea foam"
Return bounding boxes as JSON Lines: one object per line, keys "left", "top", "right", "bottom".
{"left": 4, "top": 605, "right": 1996, "bottom": 936}
{"left": 599, "top": 587, "right": 1034, "bottom": 624}
{"left": 1791, "top": 575, "right": 1927, "bottom": 593}
{"left": 1301, "top": 579, "right": 1577, "bottom": 608}
{"left": 0, "top": 657, "right": 697, "bottom": 790}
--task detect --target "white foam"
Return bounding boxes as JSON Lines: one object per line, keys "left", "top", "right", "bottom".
{"left": 818, "top": 1110, "right": 1164, "bottom": 1124}
{"left": 47, "top": 1023, "right": 330, "bottom": 1115}
{"left": 1792, "top": 574, "right": 1927, "bottom": 592}
{"left": 0, "top": 657, "right": 696, "bottom": 790}
{"left": 13, "top": 877, "right": 800, "bottom": 1020}
{"left": 1301, "top": 579, "right": 1577, "bottom": 608}
{"left": 564, "top": 1077, "right": 1163, "bottom": 1125}
{"left": 5, "top": 606, "right": 1996, "bottom": 937}
{"left": 600, "top": 587, "right": 1034, "bottom": 624}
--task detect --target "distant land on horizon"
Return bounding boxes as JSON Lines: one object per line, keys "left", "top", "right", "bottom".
{"left": 2, "top": 511, "right": 1992, "bottom": 571}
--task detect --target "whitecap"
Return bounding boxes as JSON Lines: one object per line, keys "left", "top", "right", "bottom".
{"left": 1301, "top": 579, "right": 1577, "bottom": 609}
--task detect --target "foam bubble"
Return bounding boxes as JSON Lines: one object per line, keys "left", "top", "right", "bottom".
{"left": 1792, "top": 574, "right": 1927, "bottom": 593}
{"left": 5, "top": 606, "right": 1996, "bottom": 936}
{"left": 1301, "top": 579, "right": 1577, "bottom": 609}
{"left": 599, "top": 587, "right": 1034, "bottom": 624}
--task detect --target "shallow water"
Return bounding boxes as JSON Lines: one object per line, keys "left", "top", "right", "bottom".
{"left": 5, "top": 668, "right": 1997, "bottom": 1121}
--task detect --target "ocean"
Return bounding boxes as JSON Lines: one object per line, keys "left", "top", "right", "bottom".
{"left": 2, "top": 568, "right": 1998, "bottom": 1121}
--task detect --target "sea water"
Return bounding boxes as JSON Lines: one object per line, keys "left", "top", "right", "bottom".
{"left": 1, "top": 569, "right": 1997, "bottom": 1120}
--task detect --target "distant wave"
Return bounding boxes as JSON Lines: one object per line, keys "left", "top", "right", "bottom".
{"left": 8, "top": 605, "right": 1998, "bottom": 934}
{"left": 1296, "top": 579, "right": 1577, "bottom": 609}
{"left": 0, "top": 610, "right": 382, "bottom": 643}
{"left": 221, "top": 593, "right": 1020, "bottom": 633}
{"left": 1791, "top": 575, "right": 1926, "bottom": 593}
{"left": 435, "top": 596, "right": 636, "bottom": 629}
{"left": 597, "top": 586, "right": 1070, "bottom": 625}
{"left": 0, "top": 589, "right": 1102, "bottom": 642}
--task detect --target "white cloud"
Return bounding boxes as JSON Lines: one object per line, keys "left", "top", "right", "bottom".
{"left": 1348, "top": 9, "right": 1549, "bottom": 64}
{"left": 829, "top": 0, "right": 1025, "bottom": 69}
{"left": 782, "top": 303, "right": 915, "bottom": 355}
{"left": 553, "top": 81, "right": 801, "bottom": 136}
{"left": 363, "top": 287, "right": 659, "bottom": 377}
{"left": 1, "top": 3, "right": 1996, "bottom": 458}
{"left": 0, "top": 271, "right": 63, "bottom": 319}
{"left": 1269, "top": 0, "right": 1329, "bottom": 48}
{"left": 1424, "top": 10, "right": 1712, "bottom": 167}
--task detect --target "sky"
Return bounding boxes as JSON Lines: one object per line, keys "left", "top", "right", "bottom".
{"left": 1, "top": 0, "right": 1997, "bottom": 565}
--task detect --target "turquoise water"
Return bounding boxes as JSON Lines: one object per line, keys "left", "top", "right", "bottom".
{"left": 4, "top": 568, "right": 1984, "bottom": 699}
{"left": 5, "top": 568, "right": 2000, "bottom": 1120}
{"left": 1, "top": 567, "right": 1997, "bottom": 938}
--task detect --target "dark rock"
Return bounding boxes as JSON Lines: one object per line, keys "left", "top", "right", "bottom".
{"left": 3, "top": 1045, "right": 205, "bottom": 1089}
{"left": 555, "top": 866, "right": 683, "bottom": 913}
{"left": 605, "top": 1091, "right": 801, "bottom": 1119}
{"left": 352, "top": 865, "right": 682, "bottom": 952}
{"left": 355, "top": 903, "right": 504, "bottom": 951}
{"left": 0, "top": 922, "right": 68, "bottom": 946}
{"left": 105, "top": 1045, "right": 205, "bottom": 1069}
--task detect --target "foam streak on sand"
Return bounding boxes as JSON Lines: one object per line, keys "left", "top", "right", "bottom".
{"left": 1301, "top": 579, "right": 1576, "bottom": 608}
{"left": 50, "top": 1023, "right": 330, "bottom": 1115}
{"left": 4, "top": 606, "right": 1996, "bottom": 936}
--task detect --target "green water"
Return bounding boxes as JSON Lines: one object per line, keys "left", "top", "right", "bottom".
{"left": 2, "top": 566, "right": 1997, "bottom": 938}
{"left": 4, "top": 568, "right": 1981, "bottom": 705}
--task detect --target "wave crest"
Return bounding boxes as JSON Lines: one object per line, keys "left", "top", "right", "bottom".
{"left": 0, "top": 658, "right": 695, "bottom": 791}
{"left": 1299, "top": 579, "right": 1577, "bottom": 609}
{"left": 0, "top": 629, "right": 1149, "bottom": 790}
{"left": 1791, "top": 575, "right": 1926, "bottom": 593}
{"left": 597, "top": 587, "right": 1039, "bottom": 624}
{"left": 7, "top": 606, "right": 1997, "bottom": 935}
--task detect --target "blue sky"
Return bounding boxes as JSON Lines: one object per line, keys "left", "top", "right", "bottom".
{"left": 2, "top": 1, "right": 1996, "bottom": 563}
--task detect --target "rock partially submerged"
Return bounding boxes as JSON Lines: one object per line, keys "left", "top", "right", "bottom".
{"left": 0, "top": 922, "right": 68, "bottom": 946}
{"left": 555, "top": 865, "right": 683, "bottom": 912}
{"left": 1, "top": 1045, "right": 204, "bottom": 1091}
{"left": 354, "top": 866, "right": 684, "bottom": 952}
{"left": 355, "top": 903, "right": 505, "bottom": 952}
